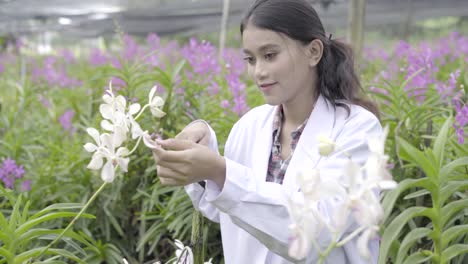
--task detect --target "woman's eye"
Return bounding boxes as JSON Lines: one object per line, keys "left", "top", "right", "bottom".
{"left": 243, "top": 57, "right": 255, "bottom": 64}
{"left": 264, "top": 53, "right": 276, "bottom": 60}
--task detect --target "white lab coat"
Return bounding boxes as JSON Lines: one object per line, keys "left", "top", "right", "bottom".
{"left": 185, "top": 95, "right": 381, "bottom": 264}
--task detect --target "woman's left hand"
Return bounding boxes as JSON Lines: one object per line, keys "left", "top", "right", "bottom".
{"left": 152, "top": 139, "right": 226, "bottom": 187}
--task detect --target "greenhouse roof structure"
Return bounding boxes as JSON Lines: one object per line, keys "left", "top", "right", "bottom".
{"left": 0, "top": 0, "right": 467, "bottom": 38}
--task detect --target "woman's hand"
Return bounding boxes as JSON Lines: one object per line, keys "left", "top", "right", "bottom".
{"left": 175, "top": 121, "right": 210, "bottom": 146}
{"left": 152, "top": 139, "right": 226, "bottom": 187}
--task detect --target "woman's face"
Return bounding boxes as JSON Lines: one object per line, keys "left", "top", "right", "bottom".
{"left": 242, "top": 24, "right": 316, "bottom": 106}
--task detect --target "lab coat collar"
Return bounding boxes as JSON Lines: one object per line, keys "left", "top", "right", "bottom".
{"left": 251, "top": 95, "right": 337, "bottom": 190}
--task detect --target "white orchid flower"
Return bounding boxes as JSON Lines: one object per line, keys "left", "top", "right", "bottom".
{"left": 83, "top": 126, "right": 129, "bottom": 182}
{"left": 84, "top": 127, "right": 106, "bottom": 170}
{"left": 366, "top": 125, "right": 397, "bottom": 190}
{"left": 297, "top": 168, "right": 346, "bottom": 202}
{"left": 288, "top": 222, "right": 309, "bottom": 260}
{"left": 173, "top": 239, "right": 194, "bottom": 264}
{"left": 99, "top": 132, "right": 130, "bottom": 182}
{"left": 148, "top": 85, "right": 166, "bottom": 118}
{"left": 317, "top": 135, "right": 336, "bottom": 156}
{"left": 357, "top": 226, "right": 379, "bottom": 260}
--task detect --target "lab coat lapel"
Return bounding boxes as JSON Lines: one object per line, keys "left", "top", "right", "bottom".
{"left": 251, "top": 106, "right": 276, "bottom": 184}
{"left": 282, "top": 95, "right": 336, "bottom": 190}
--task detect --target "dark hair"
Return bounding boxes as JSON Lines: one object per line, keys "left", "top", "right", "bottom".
{"left": 240, "top": 0, "right": 379, "bottom": 118}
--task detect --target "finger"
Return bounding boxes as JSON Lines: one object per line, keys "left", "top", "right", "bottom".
{"left": 157, "top": 165, "right": 187, "bottom": 182}
{"left": 156, "top": 138, "right": 195, "bottom": 151}
{"left": 159, "top": 177, "right": 184, "bottom": 186}
{"left": 198, "top": 133, "right": 210, "bottom": 146}
{"left": 175, "top": 131, "right": 197, "bottom": 142}
{"left": 152, "top": 148, "right": 187, "bottom": 164}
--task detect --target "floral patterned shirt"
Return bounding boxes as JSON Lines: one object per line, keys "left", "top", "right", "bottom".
{"left": 266, "top": 105, "right": 308, "bottom": 184}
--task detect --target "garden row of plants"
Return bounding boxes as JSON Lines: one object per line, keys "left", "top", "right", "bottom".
{"left": 0, "top": 31, "right": 467, "bottom": 263}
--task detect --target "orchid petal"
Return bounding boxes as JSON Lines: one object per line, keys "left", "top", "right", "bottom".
{"left": 101, "top": 133, "right": 114, "bottom": 150}
{"left": 116, "top": 147, "right": 129, "bottom": 157}
{"left": 117, "top": 157, "right": 130, "bottom": 172}
{"left": 143, "top": 134, "right": 160, "bottom": 149}
{"left": 102, "top": 93, "right": 112, "bottom": 104}
{"left": 87, "top": 153, "right": 104, "bottom": 170}
{"left": 357, "top": 228, "right": 377, "bottom": 260}
{"left": 151, "top": 96, "right": 164, "bottom": 107}
{"left": 113, "top": 126, "right": 127, "bottom": 147}
{"left": 84, "top": 143, "right": 98, "bottom": 153}
{"left": 149, "top": 85, "right": 157, "bottom": 103}
{"left": 150, "top": 107, "right": 166, "bottom": 118}
{"left": 101, "top": 160, "right": 115, "bottom": 182}
{"left": 86, "top": 128, "right": 101, "bottom": 144}
{"left": 288, "top": 225, "right": 309, "bottom": 260}
{"left": 115, "top": 95, "right": 127, "bottom": 109}
{"left": 101, "top": 120, "right": 114, "bottom": 131}
{"left": 130, "top": 120, "right": 144, "bottom": 139}
{"left": 99, "top": 104, "right": 114, "bottom": 120}
{"left": 128, "top": 103, "right": 141, "bottom": 115}
{"left": 378, "top": 180, "right": 398, "bottom": 190}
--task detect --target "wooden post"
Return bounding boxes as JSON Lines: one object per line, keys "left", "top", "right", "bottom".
{"left": 219, "top": 0, "right": 231, "bottom": 61}
{"left": 347, "top": 0, "right": 367, "bottom": 63}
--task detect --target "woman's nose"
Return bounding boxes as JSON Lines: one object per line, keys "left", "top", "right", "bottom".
{"left": 254, "top": 62, "right": 267, "bottom": 80}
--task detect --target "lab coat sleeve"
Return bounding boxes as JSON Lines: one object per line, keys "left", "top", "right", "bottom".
{"left": 204, "top": 111, "right": 382, "bottom": 262}
{"left": 183, "top": 120, "right": 221, "bottom": 223}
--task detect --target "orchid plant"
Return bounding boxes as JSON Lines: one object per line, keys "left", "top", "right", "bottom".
{"left": 122, "top": 239, "right": 213, "bottom": 264}
{"left": 287, "top": 126, "right": 397, "bottom": 263}
{"left": 31, "top": 81, "right": 166, "bottom": 261}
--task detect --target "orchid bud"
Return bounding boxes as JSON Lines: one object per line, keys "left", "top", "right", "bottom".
{"left": 317, "top": 135, "right": 336, "bottom": 156}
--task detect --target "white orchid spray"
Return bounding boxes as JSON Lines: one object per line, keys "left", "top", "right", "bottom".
{"left": 34, "top": 81, "right": 166, "bottom": 261}
{"left": 83, "top": 82, "right": 165, "bottom": 182}
{"left": 287, "top": 126, "right": 397, "bottom": 263}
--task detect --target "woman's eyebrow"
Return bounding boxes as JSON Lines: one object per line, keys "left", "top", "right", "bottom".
{"left": 243, "top": 43, "right": 280, "bottom": 54}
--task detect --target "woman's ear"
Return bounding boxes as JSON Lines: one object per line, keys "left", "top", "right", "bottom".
{"left": 308, "top": 39, "right": 324, "bottom": 67}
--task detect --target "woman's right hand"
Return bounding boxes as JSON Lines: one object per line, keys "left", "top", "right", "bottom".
{"left": 175, "top": 121, "right": 210, "bottom": 146}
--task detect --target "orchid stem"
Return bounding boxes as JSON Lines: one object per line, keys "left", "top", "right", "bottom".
{"left": 34, "top": 182, "right": 108, "bottom": 260}
{"left": 134, "top": 104, "right": 150, "bottom": 121}
{"left": 336, "top": 226, "right": 366, "bottom": 247}
{"left": 128, "top": 135, "right": 143, "bottom": 155}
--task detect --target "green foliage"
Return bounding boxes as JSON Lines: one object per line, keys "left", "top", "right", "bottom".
{"left": 0, "top": 186, "right": 97, "bottom": 263}
{"left": 379, "top": 118, "right": 468, "bottom": 264}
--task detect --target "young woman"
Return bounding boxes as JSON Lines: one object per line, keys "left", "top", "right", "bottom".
{"left": 152, "top": 0, "right": 381, "bottom": 263}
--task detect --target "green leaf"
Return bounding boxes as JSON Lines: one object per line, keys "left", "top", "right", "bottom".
{"left": 441, "top": 244, "right": 468, "bottom": 263}
{"left": 441, "top": 180, "right": 468, "bottom": 204}
{"left": 16, "top": 212, "right": 95, "bottom": 236}
{"left": 403, "top": 189, "right": 430, "bottom": 200}
{"left": 9, "top": 195, "right": 23, "bottom": 230}
{"left": 14, "top": 247, "right": 85, "bottom": 264}
{"left": 401, "top": 251, "right": 432, "bottom": 264}
{"left": 103, "top": 207, "right": 124, "bottom": 237}
{"left": 18, "top": 228, "right": 95, "bottom": 249}
{"left": 382, "top": 178, "right": 434, "bottom": 221}
{"left": 0, "top": 247, "right": 15, "bottom": 261}
{"left": 442, "top": 224, "right": 468, "bottom": 248}
{"left": 379, "top": 207, "right": 432, "bottom": 264}
{"left": 439, "top": 157, "right": 468, "bottom": 183}
{"left": 31, "top": 203, "right": 84, "bottom": 219}
{"left": 397, "top": 137, "right": 438, "bottom": 179}
{"left": 396, "top": 227, "right": 432, "bottom": 264}
{"left": 171, "top": 60, "right": 186, "bottom": 82}
{"left": 441, "top": 198, "right": 468, "bottom": 227}
{"left": 433, "top": 117, "right": 452, "bottom": 168}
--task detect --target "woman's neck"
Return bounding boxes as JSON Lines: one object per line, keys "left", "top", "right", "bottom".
{"left": 281, "top": 90, "right": 317, "bottom": 128}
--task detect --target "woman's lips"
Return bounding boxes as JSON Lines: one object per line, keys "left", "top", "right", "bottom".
{"left": 259, "top": 82, "right": 277, "bottom": 91}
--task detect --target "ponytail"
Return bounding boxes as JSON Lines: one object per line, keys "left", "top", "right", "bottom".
{"left": 317, "top": 38, "right": 380, "bottom": 119}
